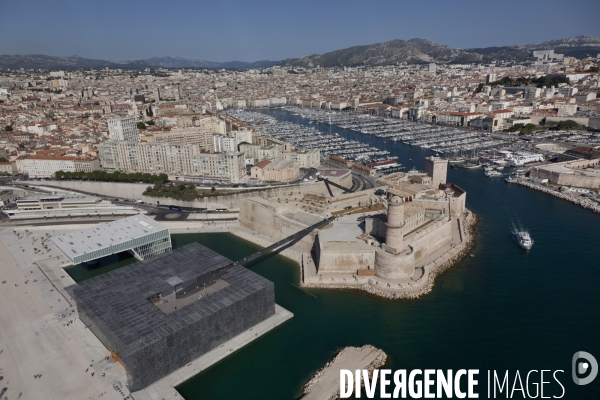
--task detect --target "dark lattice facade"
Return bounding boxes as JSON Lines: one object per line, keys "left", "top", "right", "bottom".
{"left": 67, "top": 242, "right": 275, "bottom": 391}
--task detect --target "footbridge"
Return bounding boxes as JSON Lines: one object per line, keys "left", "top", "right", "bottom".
{"left": 176, "top": 215, "right": 335, "bottom": 298}
{"left": 319, "top": 177, "right": 352, "bottom": 196}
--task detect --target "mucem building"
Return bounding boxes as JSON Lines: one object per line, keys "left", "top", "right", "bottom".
{"left": 52, "top": 214, "right": 172, "bottom": 264}
{"left": 67, "top": 242, "right": 276, "bottom": 391}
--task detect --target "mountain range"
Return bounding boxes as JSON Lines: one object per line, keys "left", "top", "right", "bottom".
{"left": 1, "top": 36, "right": 599, "bottom": 70}
{"left": 279, "top": 35, "right": 600, "bottom": 67}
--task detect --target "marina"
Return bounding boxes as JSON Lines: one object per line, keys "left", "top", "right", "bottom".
{"left": 280, "top": 106, "right": 507, "bottom": 158}
{"left": 223, "top": 109, "right": 392, "bottom": 162}
{"left": 230, "top": 107, "right": 550, "bottom": 170}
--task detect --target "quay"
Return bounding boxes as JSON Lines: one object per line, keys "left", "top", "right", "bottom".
{"left": 509, "top": 178, "right": 600, "bottom": 214}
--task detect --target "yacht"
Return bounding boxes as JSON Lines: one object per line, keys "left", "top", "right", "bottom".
{"left": 516, "top": 231, "right": 534, "bottom": 249}
{"left": 486, "top": 170, "right": 503, "bottom": 177}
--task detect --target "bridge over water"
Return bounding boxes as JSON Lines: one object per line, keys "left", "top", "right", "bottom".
{"left": 177, "top": 215, "right": 335, "bottom": 298}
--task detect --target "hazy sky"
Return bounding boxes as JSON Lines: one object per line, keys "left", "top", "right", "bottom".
{"left": 2, "top": 0, "right": 599, "bottom": 61}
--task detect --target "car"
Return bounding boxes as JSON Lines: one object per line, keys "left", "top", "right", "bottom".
{"left": 374, "top": 189, "right": 386, "bottom": 196}
{"left": 169, "top": 205, "right": 183, "bottom": 211}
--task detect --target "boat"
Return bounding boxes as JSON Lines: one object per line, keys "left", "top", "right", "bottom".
{"left": 515, "top": 231, "right": 534, "bottom": 249}
{"left": 462, "top": 162, "right": 481, "bottom": 169}
{"left": 486, "top": 170, "right": 503, "bottom": 177}
{"left": 496, "top": 166, "right": 505, "bottom": 171}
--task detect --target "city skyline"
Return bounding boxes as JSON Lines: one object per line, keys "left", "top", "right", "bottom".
{"left": 2, "top": 0, "right": 600, "bottom": 62}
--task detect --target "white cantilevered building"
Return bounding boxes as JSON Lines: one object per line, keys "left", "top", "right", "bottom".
{"left": 52, "top": 214, "right": 171, "bottom": 264}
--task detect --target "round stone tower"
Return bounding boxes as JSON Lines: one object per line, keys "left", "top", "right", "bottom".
{"left": 385, "top": 196, "right": 405, "bottom": 253}
{"left": 375, "top": 195, "right": 415, "bottom": 280}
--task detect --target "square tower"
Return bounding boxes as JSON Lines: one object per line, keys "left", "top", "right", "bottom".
{"left": 425, "top": 156, "right": 448, "bottom": 189}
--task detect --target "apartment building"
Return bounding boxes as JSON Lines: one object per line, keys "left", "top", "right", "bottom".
{"left": 212, "top": 135, "right": 238, "bottom": 152}
{"left": 16, "top": 156, "right": 100, "bottom": 178}
{"left": 99, "top": 141, "right": 245, "bottom": 183}
{"left": 288, "top": 148, "right": 320, "bottom": 168}
{"left": 250, "top": 98, "right": 270, "bottom": 107}
{"left": 0, "top": 161, "right": 18, "bottom": 175}
{"left": 195, "top": 116, "right": 226, "bottom": 135}
{"left": 150, "top": 129, "right": 213, "bottom": 150}
{"left": 108, "top": 117, "right": 139, "bottom": 141}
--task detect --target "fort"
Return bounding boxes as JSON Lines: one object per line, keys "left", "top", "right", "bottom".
{"left": 237, "top": 156, "right": 476, "bottom": 298}
{"left": 529, "top": 157, "right": 600, "bottom": 189}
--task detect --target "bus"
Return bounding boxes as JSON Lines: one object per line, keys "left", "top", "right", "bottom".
{"left": 169, "top": 205, "right": 183, "bottom": 211}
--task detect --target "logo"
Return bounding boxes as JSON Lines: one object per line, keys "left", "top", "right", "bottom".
{"left": 572, "top": 351, "right": 598, "bottom": 385}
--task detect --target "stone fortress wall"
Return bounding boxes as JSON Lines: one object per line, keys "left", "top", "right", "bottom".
{"left": 530, "top": 158, "right": 600, "bottom": 189}
{"left": 28, "top": 180, "right": 337, "bottom": 211}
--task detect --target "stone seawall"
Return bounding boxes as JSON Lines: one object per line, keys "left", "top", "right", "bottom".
{"left": 29, "top": 181, "right": 332, "bottom": 211}
{"left": 512, "top": 179, "right": 600, "bottom": 214}
{"left": 363, "top": 212, "right": 478, "bottom": 299}
{"left": 302, "top": 212, "right": 478, "bottom": 300}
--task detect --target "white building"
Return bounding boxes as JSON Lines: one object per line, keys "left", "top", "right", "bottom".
{"left": 251, "top": 98, "right": 271, "bottom": 108}
{"left": 4, "top": 194, "right": 141, "bottom": 220}
{"left": 289, "top": 148, "right": 320, "bottom": 168}
{"left": 507, "top": 153, "right": 544, "bottom": 166}
{"left": 108, "top": 117, "right": 139, "bottom": 142}
{"left": 213, "top": 135, "right": 238, "bottom": 153}
{"left": 16, "top": 156, "right": 100, "bottom": 178}
{"left": 52, "top": 214, "right": 171, "bottom": 264}
{"left": 269, "top": 97, "right": 287, "bottom": 107}
{"left": 233, "top": 129, "right": 253, "bottom": 144}
{"left": 99, "top": 141, "right": 245, "bottom": 183}
{"left": 195, "top": 116, "right": 226, "bottom": 135}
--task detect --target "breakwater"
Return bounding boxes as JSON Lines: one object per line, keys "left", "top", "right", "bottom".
{"left": 511, "top": 178, "right": 600, "bottom": 213}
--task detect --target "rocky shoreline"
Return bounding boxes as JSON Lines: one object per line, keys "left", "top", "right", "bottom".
{"left": 302, "top": 345, "right": 387, "bottom": 400}
{"left": 231, "top": 213, "right": 479, "bottom": 301}
{"left": 364, "top": 213, "right": 478, "bottom": 300}
{"left": 301, "top": 213, "right": 479, "bottom": 300}
{"left": 511, "top": 179, "right": 600, "bottom": 214}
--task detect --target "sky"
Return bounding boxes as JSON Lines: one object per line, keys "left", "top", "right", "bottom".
{"left": 1, "top": 0, "right": 600, "bottom": 62}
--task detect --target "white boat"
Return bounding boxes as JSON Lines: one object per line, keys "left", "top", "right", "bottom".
{"left": 516, "top": 231, "right": 533, "bottom": 249}
{"left": 486, "top": 171, "right": 503, "bottom": 177}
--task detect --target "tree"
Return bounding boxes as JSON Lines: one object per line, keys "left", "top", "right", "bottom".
{"left": 137, "top": 122, "right": 146, "bottom": 129}
{"left": 4, "top": 125, "right": 12, "bottom": 131}
{"left": 556, "top": 120, "right": 579, "bottom": 131}
{"left": 146, "top": 120, "right": 155, "bottom": 125}
{"left": 0, "top": 157, "right": 8, "bottom": 163}
{"left": 211, "top": 186, "right": 216, "bottom": 193}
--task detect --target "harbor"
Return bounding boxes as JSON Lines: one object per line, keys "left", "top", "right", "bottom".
{"left": 173, "top": 108, "right": 600, "bottom": 400}
{"left": 280, "top": 106, "right": 507, "bottom": 157}
{"left": 226, "top": 107, "right": 551, "bottom": 172}
{"left": 224, "top": 109, "right": 392, "bottom": 163}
